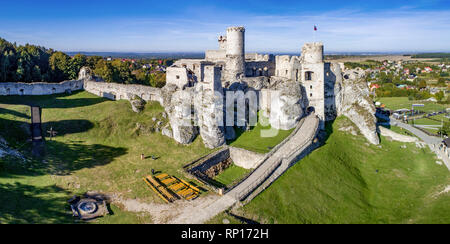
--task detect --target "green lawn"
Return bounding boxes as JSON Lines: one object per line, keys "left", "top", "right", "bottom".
{"left": 205, "top": 211, "right": 246, "bottom": 224}
{"left": 213, "top": 164, "right": 251, "bottom": 187}
{"left": 228, "top": 114, "right": 294, "bottom": 154}
{"left": 231, "top": 116, "right": 450, "bottom": 224}
{"left": 377, "top": 97, "right": 448, "bottom": 113}
{"left": 411, "top": 118, "right": 443, "bottom": 126}
{"left": 0, "top": 91, "right": 213, "bottom": 223}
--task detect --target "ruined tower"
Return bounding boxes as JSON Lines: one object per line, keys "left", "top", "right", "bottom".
{"left": 225, "top": 26, "right": 245, "bottom": 82}
{"left": 301, "top": 42, "right": 325, "bottom": 128}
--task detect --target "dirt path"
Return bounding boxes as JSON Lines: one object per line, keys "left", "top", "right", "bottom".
{"left": 112, "top": 193, "right": 222, "bottom": 224}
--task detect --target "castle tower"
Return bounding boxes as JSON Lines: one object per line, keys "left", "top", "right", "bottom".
{"left": 302, "top": 42, "right": 324, "bottom": 63}
{"left": 301, "top": 42, "right": 325, "bottom": 129}
{"left": 225, "top": 26, "right": 245, "bottom": 82}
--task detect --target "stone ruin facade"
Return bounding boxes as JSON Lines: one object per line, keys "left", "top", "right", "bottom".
{"left": 162, "top": 26, "right": 379, "bottom": 147}
{"left": 0, "top": 26, "right": 380, "bottom": 148}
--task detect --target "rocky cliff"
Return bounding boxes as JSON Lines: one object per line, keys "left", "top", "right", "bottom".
{"left": 269, "top": 80, "right": 304, "bottom": 130}
{"left": 161, "top": 84, "right": 198, "bottom": 144}
{"left": 334, "top": 68, "right": 380, "bottom": 145}
{"left": 194, "top": 84, "right": 226, "bottom": 149}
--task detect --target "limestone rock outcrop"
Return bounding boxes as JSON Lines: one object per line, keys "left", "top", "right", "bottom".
{"left": 335, "top": 68, "right": 380, "bottom": 145}
{"left": 194, "top": 84, "right": 225, "bottom": 149}
{"left": 161, "top": 84, "right": 198, "bottom": 144}
{"left": 269, "top": 80, "right": 304, "bottom": 130}
{"left": 78, "top": 67, "right": 93, "bottom": 81}
{"left": 130, "top": 95, "right": 146, "bottom": 113}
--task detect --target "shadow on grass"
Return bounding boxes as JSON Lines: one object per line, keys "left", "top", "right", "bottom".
{"left": 225, "top": 126, "right": 246, "bottom": 145}
{"left": 0, "top": 90, "right": 107, "bottom": 109}
{"left": 0, "top": 116, "right": 95, "bottom": 147}
{"left": 42, "top": 120, "right": 94, "bottom": 138}
{"left": 0, "top": 116, "right": 127, "bottom": 176}
{"left": 42, "top": 141, "right": 128, "bottom": 176}
{"left": 0, "top": 182, "right": 73, "bottom": 224}
{"left": 0, "top": 107, "right": 30, "bottom": 119}
{"left": 227, "top": 211, "right": 260, "bottom": 224}
{"left": 321, "top": 119, "right": 335, "bottom": 144}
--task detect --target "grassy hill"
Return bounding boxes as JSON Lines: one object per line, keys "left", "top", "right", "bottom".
{"left": 232, "top": 117, "right": 450, "bottom": 224}
{"left": 0, "top": 91, "right": 213, "bottom": 223}
{"left": 1, "top": 92, "right": 449, "bottom": 224}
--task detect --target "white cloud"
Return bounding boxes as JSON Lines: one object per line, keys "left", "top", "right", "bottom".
{"left": 1, "top": 8, "right": 449, "bottom": 52}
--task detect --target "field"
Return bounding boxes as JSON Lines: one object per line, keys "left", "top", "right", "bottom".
{"left": 1, "top": 92, "right": 449, "bottom": 224}
{"left": 230, "top": 117, "right": 450, "bottom": 224}
{"left": 227, "top": 114, "right": 294, "bottom": 154}
{"left": 325, "top": 55, "right": 440, "bottom": 64}
{"left": 213, "top": 164, "right": 251, "bottom": 187}
{"left": 0, "top": 91, "right": 214, "bottom": 223}
{"left": 377, "top": 97, "right": 448, "bottom": 135}
{"left": 376, "top": 97, "right": 448, "bottom": 113}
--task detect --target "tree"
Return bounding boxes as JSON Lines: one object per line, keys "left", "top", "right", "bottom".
{"left": 49, "top": 51, "right": 70, "bottom": 81}
{"left": 67, "top": 54, "right": 87, "bottom": 80}
{"left": 435, "top": 90, "right": 445, "bottom": 101}
{"left": 93, "top": 59, "right": 115, "bottom": 83}
{"left": 437, "top": 78, "right": 446, "bottom": 87}
{"left": 439, "top": 121, "right": 450, "bottom": 136}
{"left": 86, "top": 56, "right": 103, "bottom": 70}
{"left": 418, "top": 79, "right": 427, "bottom": 89}
{"left": 31, "top": 65, "right": 42, "bottom": 82}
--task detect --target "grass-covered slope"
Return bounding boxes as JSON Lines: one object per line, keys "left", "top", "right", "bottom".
{"left": 228, "top": 114, "right": 294, "bottom": 154}
{"left": 238, "top": 116, "right": 450, "bottom": 224}
{"left": 0, "top": 91, "right": 213, "bottom": 223}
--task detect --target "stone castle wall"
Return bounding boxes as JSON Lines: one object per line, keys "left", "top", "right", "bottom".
{"left": 0, "top": 80, "right": 84, "bottom": 96}
{"left": 83, "top": 81, "right": 163, "bottom": 104}
{"left": 0, "top": 79, "right": 163, "bottom": 106}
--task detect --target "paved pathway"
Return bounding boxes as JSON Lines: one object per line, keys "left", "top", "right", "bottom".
{"left": 168, "top": 113, "right": 319, "bottom": 224}
{"left": 391, "top": 118, "right": 441, "bottom": 145}
{"left": 390, "top": 117, "right": 450, "bottom": 171}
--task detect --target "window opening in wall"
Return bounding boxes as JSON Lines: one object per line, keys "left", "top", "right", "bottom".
{"left": 176, "top": 75, "right": 180, "bottom": 79}
{"left": 305, "top": 71, "right": 313, "bottom": 81}
{"left": 310, "top": 93, "right": 313, "bottom": 97}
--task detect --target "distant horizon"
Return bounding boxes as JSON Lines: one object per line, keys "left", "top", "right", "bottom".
{"left": 64, "top": 51, "right": 448, "bottom": 56}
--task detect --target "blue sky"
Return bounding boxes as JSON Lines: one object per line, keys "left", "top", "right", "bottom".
{"left": 1, "top": 0, "right": 450, "bottom": 53}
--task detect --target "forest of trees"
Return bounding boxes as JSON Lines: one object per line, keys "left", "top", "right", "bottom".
{"left": 411, "top": 53, "right": 450, "bottom": 58}
{"left": 0, "top": 37, "right": 167, "bottom": 87}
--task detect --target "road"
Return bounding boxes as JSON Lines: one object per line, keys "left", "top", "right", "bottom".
{"left": 391, "top": 117, "right": 450, "bottom": 171}
{"left": 391, "top": 118, "right": 441, "bottom": 144}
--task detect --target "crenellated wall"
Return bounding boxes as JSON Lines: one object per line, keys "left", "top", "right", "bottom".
{"left": 0, "top": 80, "right": 84, "bottom": 96}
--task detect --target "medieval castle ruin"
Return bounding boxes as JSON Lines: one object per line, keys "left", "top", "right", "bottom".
{"left": 0, "top": 26, "right": 380, "bottom": 148}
